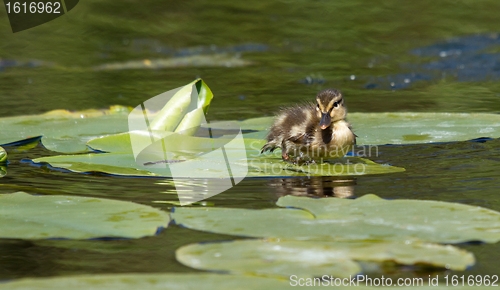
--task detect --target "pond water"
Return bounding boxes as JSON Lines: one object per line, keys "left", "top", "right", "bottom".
{"left": 1, "top": 0, "right": 500, "bottom": 282}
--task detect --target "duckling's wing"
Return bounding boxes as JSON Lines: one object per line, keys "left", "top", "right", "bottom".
{"left": 288, "top": 118, "right": 317, "bottom": 146}
{"left": 288, "top": 132, "right": 310, "bottom": 145}
{"left": 261, "top": 132, "right": 311, "bottom": 154}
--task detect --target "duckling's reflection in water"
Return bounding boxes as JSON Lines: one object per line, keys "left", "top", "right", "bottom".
{"left": 270, "top": 176, "right": 356, "bottom": 198}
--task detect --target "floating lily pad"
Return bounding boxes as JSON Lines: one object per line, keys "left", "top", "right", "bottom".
{"left": 351, "top": 112, "right": 500, "bottom": 144}
{"left": 33, "top": 97, "right": 404, "bottom": 178}
{"left": 173, "top": 194, "right": 500, "bottom": 243}
{"left": 80, "top": 130, "right": 403, "bottom": 178}
{"left": 0, "top": 192, "right": 169, "bottom": 239}
{"left": 210, "top": 112, "right": 500, "bottom": 145}
{"left": 244, "top": 155, "right": 404, "bottom": 177}
{"left": 0, "top": 273, "right": 295, "bottom": 290}
{"left": 33, "top": 152, "right": 403, "bottom": 178}
{"left": 0, "top": 106, "right": 131, "bottom": 153}
{"left": 176, "top": 239, "right": 474, "bottom": 279}
{"left": 2, "top": 110, "right": 500, "bottom": 154}
{"left": 178, "top": 240, "right": 359, "bottom": 278}
{"left": 86, "top": 130, "right": 254, "bottom": 154}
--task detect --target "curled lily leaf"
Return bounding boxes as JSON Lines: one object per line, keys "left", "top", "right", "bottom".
{"left": 146, "top": 79, "right": 213, "bottom": 134}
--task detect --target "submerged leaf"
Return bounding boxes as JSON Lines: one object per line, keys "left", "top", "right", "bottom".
{"left": 93, "top": 53, "right": 252, "bottom": 71}
{"left": 0, "top": 273, "right": 293, "bottom": 290}
{"left": 173, "top": 194, "right": 500, "bottom": 243}
{"left": 176, "top": 239, "right": 474, "bottom": 278}
{"left": 0, "top": 192, "right": 169, "bottom": 239}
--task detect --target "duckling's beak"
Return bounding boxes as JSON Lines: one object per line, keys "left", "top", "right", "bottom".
{"left": 319, "top": 113, "right": 331, "bottom": 130}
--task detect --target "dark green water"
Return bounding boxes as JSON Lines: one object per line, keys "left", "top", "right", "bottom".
{"left": 1, "top": 0, "right": 500, "bottom": 283}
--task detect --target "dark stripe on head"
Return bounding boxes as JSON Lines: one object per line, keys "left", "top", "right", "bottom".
{"left": 317, "top": 89, "right": 342, "bottom": 112}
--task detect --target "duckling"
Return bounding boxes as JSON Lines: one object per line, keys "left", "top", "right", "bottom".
{"left": 261, "top": 89, "right": 356, "bottom": 164}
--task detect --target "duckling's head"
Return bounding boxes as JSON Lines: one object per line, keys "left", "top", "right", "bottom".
{"left": 315, "top": 89, "right": 347, "bottom": 130}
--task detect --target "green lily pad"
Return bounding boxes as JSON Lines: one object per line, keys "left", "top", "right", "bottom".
{"left": 33, "top": 152, "right": 403, "bottom": 178}
{"left": 173, "top": 194, "right": 500, "bottom": 243}
{"left": 176, "top": 239, "right": 474, "bottom": 279}
{"left": 244, "top": 154, "right": 404, "bottom": 177}
{"left": 178, "top": 240, "right": 359, "bottom": 278}
{"left": 32, "top": 90, "right": 404, "bottom": 178}
{"left": 349, "top": 112, "right": 500, "bottom": 144}
{"left": 210, "top": 112, "right": 500, "bottom": 145}
{"left": 79, "top": 130, "right": 403, "bottom": 178}
{"left": 0, "top": 273, "right": 296, "bottom": 290}
{"left": 0, "top": 192, "right": 169, "bottom": 239}
{"left": 86, "top": 130, "right": 253, "bottom": 154}
{"left": 0, "top": 106, "right": 132, "bottom": 153}
{"left": 0, "top": 146, "right": 6, "bottom": 163}
{"left": 3, "top": 111, "right": 500, "bottom": 154}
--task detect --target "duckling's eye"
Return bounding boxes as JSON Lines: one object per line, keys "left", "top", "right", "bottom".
{"left": 316, "top": 104, "right": 320, "bottom": 110}
{"left": 333, "top": 101, "right": 339, "bottom": 108}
